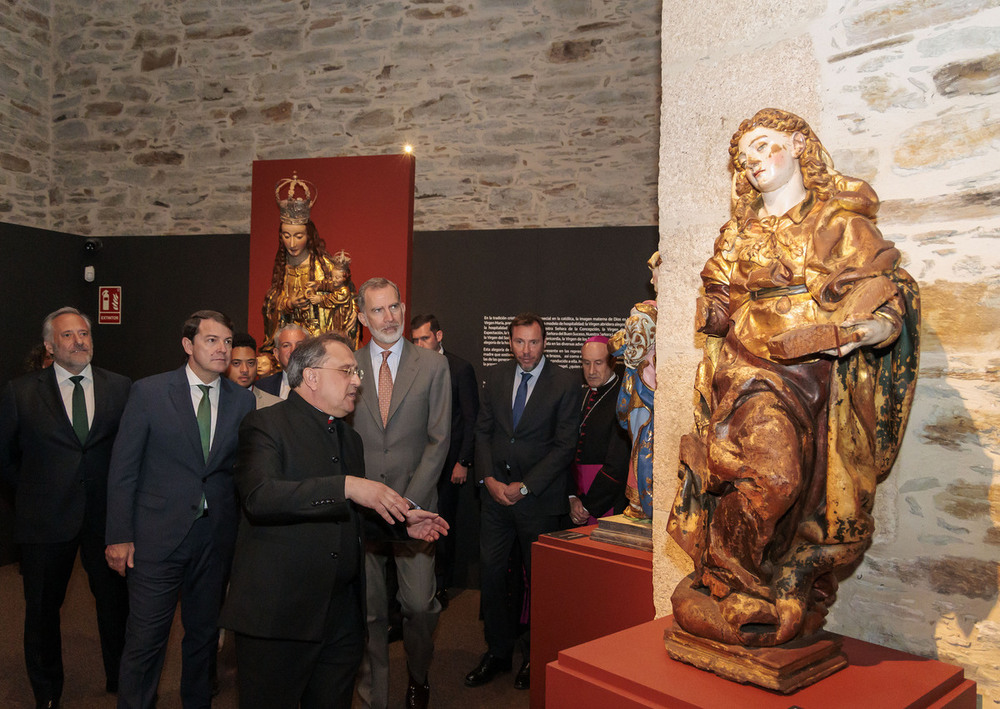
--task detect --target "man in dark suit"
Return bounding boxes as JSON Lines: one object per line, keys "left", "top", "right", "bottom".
{"left": 410, "top": 313, "right": 479, "bottom": 601}
{"left": 0, "top": 306, "right": 131, "bottom": 709}
{"left": 465, "top": 312, "right": 582, "bottom": 691}
{"left": 351, "top": 278, "right": 450, "bottom": 709}
{"left": 220, "top": 332, "right": 448, "bottom": 709}
{"left": 255, "top": 324, "right": 308, "bottom": 399}
{"left": 105, "top": 310, "right": 255, "bottom": 709}
{"left": 568, "top": 336, "right": 631, "bottom": 525}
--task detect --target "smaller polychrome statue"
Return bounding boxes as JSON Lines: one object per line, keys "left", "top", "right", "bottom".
{"left": 667, "top": 109, "right": 919, "bottom": 660}
{"left": 262, "top": 172, "right": 362, "bottom": 353}
{"left": 610, "top": 251, "right": 661, "bottom": 520}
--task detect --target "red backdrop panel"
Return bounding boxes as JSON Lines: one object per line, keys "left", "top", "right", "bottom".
{"left": 248, "top": 154, "right": 415, "bottom": 348}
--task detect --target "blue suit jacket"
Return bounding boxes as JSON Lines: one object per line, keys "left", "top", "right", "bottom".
{"left": 105, "top": 366, "right": 255, "bottom": 562}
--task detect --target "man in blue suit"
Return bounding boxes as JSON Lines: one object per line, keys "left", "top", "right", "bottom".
{"left": 465, "top": 313, "right": 582, "bottom": 691}
{"left": 105, "top": 310, "right": 255, "bottom": 709}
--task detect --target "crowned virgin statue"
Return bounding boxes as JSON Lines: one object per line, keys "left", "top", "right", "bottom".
{"left": 262, "top": 173, "right": 362, "bottom": 352}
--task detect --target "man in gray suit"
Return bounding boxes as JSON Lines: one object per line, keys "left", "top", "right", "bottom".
{"left": 351, "top": 277, "right": 450, "bottom": 709}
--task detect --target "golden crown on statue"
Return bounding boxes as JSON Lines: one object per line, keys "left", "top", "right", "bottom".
{"left": 274, "top": 171, "right": 318, "bottom": 225}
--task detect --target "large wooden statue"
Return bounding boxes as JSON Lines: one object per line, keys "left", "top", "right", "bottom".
{"left": 666, "top": 109, "right": 919, "bottom": 674}
{"left": 262, "top": 172, "right": 362, "bottom": 353}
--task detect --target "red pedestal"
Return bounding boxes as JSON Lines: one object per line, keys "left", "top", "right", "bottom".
{"left": 546, "top": 615, "right": 978, "bottom": 709}
{"left": 531, "top": 527, "right": 655, "bottom": 709}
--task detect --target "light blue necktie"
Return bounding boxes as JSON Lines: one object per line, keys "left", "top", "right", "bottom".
{"left": 512, "top": 372, "right": 531, "bottom": 429}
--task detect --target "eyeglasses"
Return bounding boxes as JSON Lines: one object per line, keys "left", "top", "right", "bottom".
{"left": 309, "top": 365, "right": 364, "bottom": 380}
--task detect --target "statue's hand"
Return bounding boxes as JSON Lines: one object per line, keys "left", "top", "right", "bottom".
{"left": 305, "top": 293, "right": 323, "bottom": 305}
{"left": 822, "top": 316, "right": 895, "bottom": 357}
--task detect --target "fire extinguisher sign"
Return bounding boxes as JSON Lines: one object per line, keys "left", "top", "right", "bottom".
{"left": 98, "top": 286, "right": 122, "bottom": 324}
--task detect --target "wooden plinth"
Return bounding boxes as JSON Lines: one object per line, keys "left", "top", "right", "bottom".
{"left": 531, "top": 526, "right": 654, "bottom": 709}
{"left": 546, "top": 615, "right": 977, "bottom": 709}
{"left": 588, "top": 514, "right": 653, "bottom": 552}
{"left": 664, "top": 624, "right": 847, "bottom": 694}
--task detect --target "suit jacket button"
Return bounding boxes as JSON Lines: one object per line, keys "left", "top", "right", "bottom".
{"left": 332, "top": 457, "right": 339, "bottom": 463}
{"left": 330, "top": 552, "right": 338, "bottom": 559}
{"left": 509, "top": 437, "right": 515, "bottom": 443}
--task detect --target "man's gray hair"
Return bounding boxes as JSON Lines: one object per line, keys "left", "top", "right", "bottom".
{"left": 356, "top": 277, "right": 400, "bottom": 312}
{"left": 286, "top": 332, "right": 354, "bottom": 388}
{"left": 42, "top": 307, "right": 91, "bottom": 343}
{"left": 275, "top": 323, "right": 309, "bottom": 345}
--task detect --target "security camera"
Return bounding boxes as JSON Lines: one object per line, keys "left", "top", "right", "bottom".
{"left": 83, "top": 237, "right": 103, "bottom": 254}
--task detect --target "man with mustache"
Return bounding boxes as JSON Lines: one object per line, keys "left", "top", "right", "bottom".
{"left": 350, "top": 278, "right": 451, "bottom": 709}
{"left": 105, "top": 310, "right": 255, "bottom": 709}
{"left": 0, "top": 307, "right": 131, "bottom": 709}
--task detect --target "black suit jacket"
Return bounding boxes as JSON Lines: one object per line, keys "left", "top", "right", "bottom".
{"left": 475, "top": 359, "right": 582, "bottom": 516}
{"left": 443, "top": 350, "right": 479, "bottom": 476}
{"left": 105, "top": 367, "right": 255, "bottom": 562}
{"left": 255, "top": 372, "right": 282, "bottom": 396}
{"left": 221, "top": 391, "right": 403, "bottom": 641}
{"left": 0, "top": 366, "right": 131, "bottom": 544}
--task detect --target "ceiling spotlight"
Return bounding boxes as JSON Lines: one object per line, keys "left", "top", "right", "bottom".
{"left": 403, "top": 144, "right": 413, "bottom": 154}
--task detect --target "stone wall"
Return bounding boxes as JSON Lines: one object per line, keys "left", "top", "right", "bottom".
{"left": 0, "top": 0, "right": 51, "bottom": 226}
{"left": 654, "top": 0, "right": 1000, "bottom": 704}
{"left": 31, "top": 0, "right": 660, "bottom": 236}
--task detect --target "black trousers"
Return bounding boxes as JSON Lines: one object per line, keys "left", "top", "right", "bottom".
{"left": 234, "top": 584, "right": 363, "bottom": 709}
{"left": 479, "top": 497, "right": 561, "bottom": 660}
{"left": 21, "top": 529, "right": 129, "bottom": 704}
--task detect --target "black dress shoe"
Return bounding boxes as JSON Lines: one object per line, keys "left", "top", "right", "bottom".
{"left": 514, "top": 660, "right": 530, "bottom": 690}
{"left": 405, "top": 674, "right": 430, "bottom": 709}
{"left": 464, "top": 653, "right": 512, "bottom": 687}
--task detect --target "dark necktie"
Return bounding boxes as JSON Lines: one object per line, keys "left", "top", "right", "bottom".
{"left": 197, "top": 384, "right": 212, "bottom": 461}
{"left": 512, "top": 372, "right": 532, "bottom": 429}
{"left": 69, "top": 375, "right": 88, "bottom": 444}
{"left": 195, "top": 384, "right": 211, "bottom": 519}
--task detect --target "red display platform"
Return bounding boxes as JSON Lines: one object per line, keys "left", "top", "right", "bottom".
{"left": 547, "top": 615, "right": 977, "bottom": 708}
{"left": 531, "top": 527, "right": 654, "bottom": 709}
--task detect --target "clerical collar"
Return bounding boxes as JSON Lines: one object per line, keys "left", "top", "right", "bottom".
{"left": 590, "top": 371, "right": 618, "bottom": 392}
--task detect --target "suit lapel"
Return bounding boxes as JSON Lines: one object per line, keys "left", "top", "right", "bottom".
{"left": 515, "top": 362, "right": 551, "bottom": 432}
{"left": 88, "top": 367, "right": 114, "bottom": 445}
{"left": 497, "top": 362, "right": 516, "bottom": 434}
{"left": 169, "top": 368, "right": 205, "bottom": 468}
{"left": 387, "top": 342, "right": 419, "bottom": 424}
{"left": 38, "top": 368, "right": 77, "bottom": 442}
{"left": 209, "top": 379, "right": 237, "bottom": 467}
{"left": 355, "top": 346, "right": 382, "bottom": 430}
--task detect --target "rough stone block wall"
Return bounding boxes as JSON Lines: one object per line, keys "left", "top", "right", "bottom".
{"left": 654, "top": 0, "right": 1000, "bottom": 704}
{"left": 34, "top": 0, "right": 660, "bottom": 236}
{"left": 0, "top": 0, "right": 51, "bottom": 226}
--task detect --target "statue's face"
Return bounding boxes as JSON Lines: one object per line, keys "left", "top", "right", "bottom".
{"left": 736, "top": 128, "right": 802, "bottom": 194}
{"left": 280, "top": 223, "right": 309, "bottom": 258}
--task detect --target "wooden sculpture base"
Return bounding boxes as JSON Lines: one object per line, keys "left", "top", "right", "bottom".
{"left": 589, "top": 514, "right": 653, "bottom": 552}
{"left": 664, "top": 624, "right": 847, "bottom": 694}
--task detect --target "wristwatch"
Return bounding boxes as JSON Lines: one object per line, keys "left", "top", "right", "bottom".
{"left": 519, "top": 483, "right": 529, "bottom": 496}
